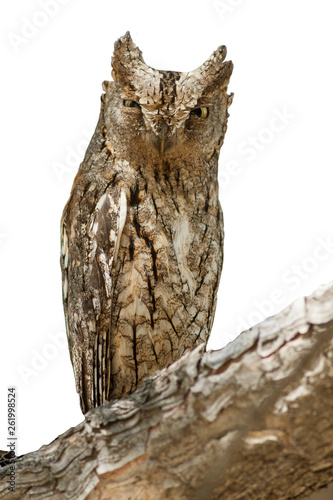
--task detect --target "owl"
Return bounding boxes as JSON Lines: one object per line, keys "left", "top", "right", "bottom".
{"left": 61, "top": 32, "right": 233, "bottom": 414}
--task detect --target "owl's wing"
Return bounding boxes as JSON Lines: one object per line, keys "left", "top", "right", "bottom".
{"left": 61, "top": 186, "right": 127, "bottom": 413}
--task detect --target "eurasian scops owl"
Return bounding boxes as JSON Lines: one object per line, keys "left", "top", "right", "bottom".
{"left": 60, "top": 32, "right": 233, "bottom": 414}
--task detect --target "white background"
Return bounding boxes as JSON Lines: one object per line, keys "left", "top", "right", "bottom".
{"left": 1, "top": 2, "right": 332, "bottom": 486}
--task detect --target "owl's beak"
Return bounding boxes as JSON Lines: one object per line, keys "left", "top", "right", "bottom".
{"left": 159, "top": 136, "right": 166, "bottom": 157}
{"left": 158, "top": 122, "right": 168, "bottom": 157}
{"left": 155, "top": 122, "right": 173, "bottom": 157}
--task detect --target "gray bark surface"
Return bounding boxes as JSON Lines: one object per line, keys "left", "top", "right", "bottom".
{"left": 1, "top": 282, "right": 333, "bottom": 499}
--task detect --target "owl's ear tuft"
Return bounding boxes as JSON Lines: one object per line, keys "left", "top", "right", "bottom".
{"left": 197, "top": 46, "right": 233, "bottom": 90}
{"left": 180, "top": 45, "right": 233, "bottom": 106}
{"left": 111, "top": 32, "right": 146, "bottom": 82}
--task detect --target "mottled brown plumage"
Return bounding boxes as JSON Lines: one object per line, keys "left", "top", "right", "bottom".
{"left": 61, "top": 32, "right": 233, "bottom": 414}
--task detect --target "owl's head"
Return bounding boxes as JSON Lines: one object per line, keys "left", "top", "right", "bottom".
{"left": 101, "top": 32, "right": 233, "bottom": 163}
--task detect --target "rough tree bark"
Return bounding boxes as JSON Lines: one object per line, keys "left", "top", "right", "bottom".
{"left": 1, "top": 282, "right": 333, "bottom": 500}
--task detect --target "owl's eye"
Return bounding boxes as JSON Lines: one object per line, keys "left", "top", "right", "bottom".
{"left": 190, "top": 107, "right": 209, "bottom": 119}
{"left": 123, "top": 100, "right": 141, "bottom": 109}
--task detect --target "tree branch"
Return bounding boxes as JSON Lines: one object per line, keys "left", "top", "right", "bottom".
{"left": 1, "top": 282, "right": 333, "bottom": 499}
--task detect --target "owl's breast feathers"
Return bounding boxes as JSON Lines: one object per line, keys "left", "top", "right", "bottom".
{"left": 61, "top": 157, "right": 223, "bottom": 413}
